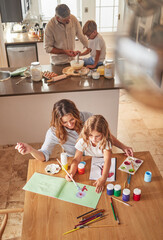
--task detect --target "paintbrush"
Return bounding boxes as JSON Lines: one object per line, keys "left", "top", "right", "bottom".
{"left": 56, "top": 158, "right": 81, "bottom": 191}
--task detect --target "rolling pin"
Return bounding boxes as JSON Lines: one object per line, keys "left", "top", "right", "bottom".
{"left": 47, "top": 74, "right": 70, "bottom": 83}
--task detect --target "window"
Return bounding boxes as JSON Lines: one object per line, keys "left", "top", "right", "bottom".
{"left": 39, "top": 0, "right": 81, "bottom": 21}
{"left": 39, "top": 0, "right": 120, "bottom": 32}
{"left": 96, "top": 0, "right": 119, "bottom": 32}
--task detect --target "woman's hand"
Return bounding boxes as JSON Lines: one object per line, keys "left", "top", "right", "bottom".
{"left": 65, "top": 173, "right": 73, "bottom": 182}
{"left": 15, "top": 142, "right": 32, "bottom": 155}
{"left": 93, "top": 177, "right": 106, "bottom": 193}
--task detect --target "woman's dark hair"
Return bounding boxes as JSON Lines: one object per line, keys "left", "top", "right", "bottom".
{"left": 50, "top": 99, "right": 83, "bottom": 144}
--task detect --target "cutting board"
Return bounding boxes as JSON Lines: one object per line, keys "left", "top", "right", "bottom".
{"left": 62, "top": 66, "right": 89, "bottom": 76}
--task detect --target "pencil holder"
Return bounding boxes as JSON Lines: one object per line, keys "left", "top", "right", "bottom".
{"left": 60, "top": 152, "right": 68, "bottom": 170}
{"left": 78, "top": 163, "right": 85, "bottom": 174}
{"left": 122, "top": 188, "right": 130, "bottom": 202}
{"left": 144, "top": 171, "right": 152, "bottom": 182}
{"left": 107, "top": 184, "right": 114, "bottom": 195}
{"left": 133, "top": 188, "right": 141, "bottom": 201}
{"left": 114, "top": 184, "right": 121, "bottom": 197}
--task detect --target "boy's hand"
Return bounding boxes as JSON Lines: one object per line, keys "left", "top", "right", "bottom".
{"left": 86, "top": 65, "right": 96, "bottom": 69}
{"left": 65, "top": 173, "right": 73, "bottom": 182}
{"left": 93, "top": 177, "right": 106, "bottom": 193}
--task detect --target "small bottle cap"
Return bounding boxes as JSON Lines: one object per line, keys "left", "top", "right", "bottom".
{"left": 31, "top": 62, "right": 40, "bottom": 66}
{"left": 123, "top": 188, "right": 130, "bottom": 195}
{"left": 114, "top": 184, "right": 121, "bottom": 191}
{"left": 107, "top": 184, "right": 114, "bottom": 190}
{"left": 133, "top": 188, "right": 141, "bottom": 195}
{"left": 78, "top": 163, "right": 85, "bottom": 169}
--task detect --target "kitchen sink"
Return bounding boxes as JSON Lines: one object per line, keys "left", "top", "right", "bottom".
{"left": 0, "top": 71, "right": 11, "bottom": 81}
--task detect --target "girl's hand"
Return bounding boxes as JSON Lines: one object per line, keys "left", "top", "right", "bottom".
{"left": 65, "top": 173, "right": 73, "bottom": 182}
{"left": 93, "top": 177, "right": 106, "bottom": 193}
{"left": 123, "top": 146, "right": 133, "bottom": 157}
{"left": 15, "top": 142, "right": 32, "bottom": 155}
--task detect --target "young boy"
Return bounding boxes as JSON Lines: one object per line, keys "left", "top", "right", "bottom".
{"left": 79, "top": 20, "right": 106, "bottom": 69}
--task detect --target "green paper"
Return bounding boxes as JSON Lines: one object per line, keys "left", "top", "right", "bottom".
{"left": 23, "top": 172, "right": 102, "bottom": 208}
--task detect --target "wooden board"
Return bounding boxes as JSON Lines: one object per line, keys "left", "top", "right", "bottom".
{"left": 62, "top": 66, "right": 89, "bottom": 76}
{"left": 21, "top": 152, "right": 163, "bottom": 240}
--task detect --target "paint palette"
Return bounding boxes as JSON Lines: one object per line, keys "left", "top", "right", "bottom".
{"left": 118, "top": 156, "right": 143, "bottom": 175}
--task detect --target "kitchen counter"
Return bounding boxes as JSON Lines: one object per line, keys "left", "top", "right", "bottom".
{"left": 0, "top": 65, "right": 121, "bottom": 145}
{"left": 4, "top": 32, "right": 43, "bottom": 45}
{"left": 0, "top": 65, "right": 121, "bottom": 97}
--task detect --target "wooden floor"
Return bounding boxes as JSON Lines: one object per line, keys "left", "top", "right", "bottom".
{"left": 0, "top": 89, "right": 163, "bottom": 240}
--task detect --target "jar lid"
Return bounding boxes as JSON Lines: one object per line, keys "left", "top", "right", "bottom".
{"left": 105, "top": 59, "right": 114, "bottom": 63}
{"left": 114, "top": 184, "right": 121, "bottom": 191}
{"left": 123, "top": 188, "right": 130, "bottom": 195}
{"left": 107, "top": 183, "right": 114, "bottom": 190}
{"left": 31, "top": 62, "right": 40, "bottom": 66}
{"left": 133, "top": 188, "right": 141, "bottom": 195}
{"left": 78, "top": 163, "right": 85, "bottom": 169}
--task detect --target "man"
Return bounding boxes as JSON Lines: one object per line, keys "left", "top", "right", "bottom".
{"left": 44, "top": 4, "right": 88, "bottom": 65}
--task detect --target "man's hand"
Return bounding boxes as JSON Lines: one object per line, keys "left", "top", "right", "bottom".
{"left": 64, "top": 49, "right": 77, "bottom": 57}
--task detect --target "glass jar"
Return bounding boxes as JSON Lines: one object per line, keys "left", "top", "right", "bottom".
{"left": 104, "top": 60, "right": 115, "bottom": 79}
{"left": 30, "top": 62, "right": 42, "bottom": 81}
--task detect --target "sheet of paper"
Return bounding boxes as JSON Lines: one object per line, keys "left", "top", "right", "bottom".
{"left": 118, "top": 156, "right": 143, "bottom": 175}
{"left": 89, "top": 157, "right": 116, "bottom": 182}
{"left": 23, "top": 172, "right": 102, "bottom": 209}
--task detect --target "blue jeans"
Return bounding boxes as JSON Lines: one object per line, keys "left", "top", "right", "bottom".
{"left": 83, "top": 57, "right": 103, "bottom": 68}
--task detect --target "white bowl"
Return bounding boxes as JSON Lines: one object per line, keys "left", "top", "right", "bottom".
{"left": 70, "top": 60, "right": 84, "bottom": 70}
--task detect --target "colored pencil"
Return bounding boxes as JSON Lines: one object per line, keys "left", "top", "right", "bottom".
{"left": 110, "top": 197, "right": 117, "bottom": 221}
{"left": 77, "top": 208, "right": 97, "bottom": 219}
{"left": 82, "top": 209, "right": 105, "bottom": 220}
{"left": 111, "top": 196, "right": 132, "bottom": 207}
{"left": 56, "top": 158, "right": 80, "bottom": 190}
{"left": 116, "top": 215, "right": 120, "bottom": 225}
{"left": 88, "top": 225, "right": 118, "bottom": 228}
{"left": 63, "top": 215, "right": 104, "bottom": 235}
{"left": 75, "top": 213, "right": 103, "bottom": 228}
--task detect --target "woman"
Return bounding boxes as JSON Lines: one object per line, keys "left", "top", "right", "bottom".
{"left": 15, "top": 99, "right": 133, "bottom": 161}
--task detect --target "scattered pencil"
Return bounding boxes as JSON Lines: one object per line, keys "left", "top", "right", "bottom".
{"left": 111, "top": 196, "right": 132, "bottom": 207}
{"left": 116, "top": 215, "right": 120, "bottom": 225}
{"left": 110, "top": 197, "right": 117, "bottom": 221}
{"left": 77, "top": 208, "right": 97, "bottom": 219}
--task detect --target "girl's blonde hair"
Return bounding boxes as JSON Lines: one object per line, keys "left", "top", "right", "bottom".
{"left": 79, "top": 115, "right": 112, "bottom": 152}
{"left": 50, "top": 99, "right": 83, "bottom": 144}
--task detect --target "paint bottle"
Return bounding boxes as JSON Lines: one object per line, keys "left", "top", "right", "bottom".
{"left": 107, "top": 184, "right": 114, "bottom": 195}
{"left": 122, "top": 188, "right": 130, "bottom": 202}
{"left": 144, "top": 171, "right": 152, "bottom": 182}
{"left": 133, "top": 188, "right": 141, "bottom": 201}
{"left": 114, "top": 184, "right": 121, "bottom": 197}
{"left": 78, "top": 162, "right": 85, "bottom": 174}
{"left": 60, "top": 152, "right": 68, "bottom": 170}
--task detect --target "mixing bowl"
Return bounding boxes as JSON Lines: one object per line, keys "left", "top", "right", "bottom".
{"left": 70, "top": 60, "right": 84, "bottom": 70}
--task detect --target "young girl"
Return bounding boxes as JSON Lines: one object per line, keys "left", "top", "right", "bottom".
{"left": 65, "top": 115, "right": 113, "bottom": 193}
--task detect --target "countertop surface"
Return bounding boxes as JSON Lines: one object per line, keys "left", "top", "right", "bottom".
{"left": 0, "top": 65, "right": 121, "bottom": 97}
{"left": 4, "top": 32, "right": 43, "bottom": 45}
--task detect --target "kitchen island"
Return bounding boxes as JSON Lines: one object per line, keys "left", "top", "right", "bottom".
{"left": 0, "top": 64, "right": 121, "bottom": 145}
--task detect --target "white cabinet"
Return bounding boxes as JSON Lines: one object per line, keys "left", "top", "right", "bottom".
{"left": 37, "top": 42, "right": 50, "bottom": 65}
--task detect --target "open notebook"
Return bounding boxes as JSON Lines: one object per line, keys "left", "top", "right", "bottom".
{"left": 23, "top": 172, "right": 102, "bottom": 209}
{"left": 89, "top": 157, "right": 117, "bottom": 182}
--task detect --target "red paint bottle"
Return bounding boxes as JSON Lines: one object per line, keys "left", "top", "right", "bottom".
{"left": 133, "top": 188, "right": 141, "bottom": 201}
{"left": 78, "top": 163, "right": 85, "bottom": 174}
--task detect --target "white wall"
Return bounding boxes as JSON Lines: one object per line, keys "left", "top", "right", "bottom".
{"left": 0, "top": 90, "right": 119, "bottom": 145}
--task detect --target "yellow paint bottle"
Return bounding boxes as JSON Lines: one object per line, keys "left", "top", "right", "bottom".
{"left": 61, "top": 152, "right": 68, "bottom": 170}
